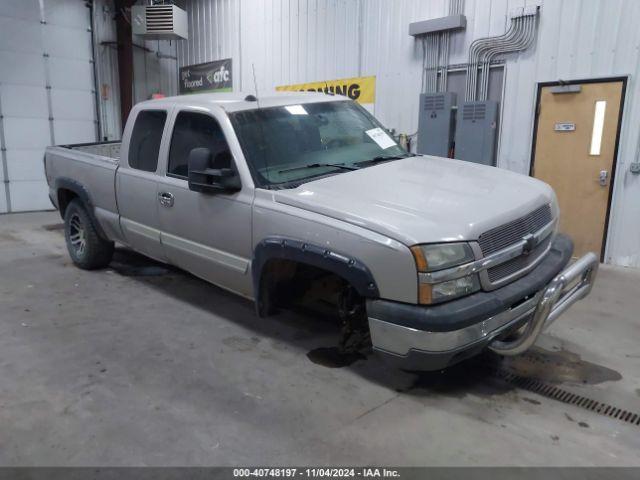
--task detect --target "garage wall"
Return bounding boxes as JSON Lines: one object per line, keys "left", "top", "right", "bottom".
{"left": 175, "top": 0, "right": 640, "bottom": 268}
{"left": 92, "top": 0, "right": 179, "bottom": 139}
{"left": 0, "top": 0, "right": 98, "bottom": 213}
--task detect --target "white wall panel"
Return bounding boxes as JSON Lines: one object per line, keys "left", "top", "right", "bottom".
{"left": 6, "top": 150, "right": 48, "bottom": 182}
{"left": 48, "top": 59, "right": 94, "bottom": 90}
{"left": 43, "top": 26, "right": 93, "bottom": 60}
{"left": 9, "top": 180, "right": 51, "bottom": 212}
{"left": 44, "top": 0, "right": 91, "bottom": 28}
{"left": 0, "top": 0, "right": 97, "bottom": 213}
{"left": 54, "top": 120, "right": 96, "bottom": 145}
{"left": 2, "top": 118, "right": 51, "bottom": 150}
{"left": 0, "top": 85, "right": 48, "bottom": 118}
{"left": 51, "top": 90, "right": 95, "bottom": 121}
{"left": 0, "top": 51, "right": 46, "bottom": 85}
{"left": 0, "top": 16, "right": 42, "bottom": 54}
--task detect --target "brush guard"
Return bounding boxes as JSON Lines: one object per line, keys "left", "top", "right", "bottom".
{"left": 489, "top": 252, "right": 599, "bottom": 356}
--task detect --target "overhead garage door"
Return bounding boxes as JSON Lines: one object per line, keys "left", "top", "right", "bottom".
{"left": 0, "top": 0, "right": 98, "bottom": 213}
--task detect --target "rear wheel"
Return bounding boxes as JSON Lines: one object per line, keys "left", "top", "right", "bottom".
{"left": 64, "top": 198, "right": 114, "bottom": 269}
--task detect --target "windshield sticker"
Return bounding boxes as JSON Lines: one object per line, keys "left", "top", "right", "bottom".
{"left": 365, "top": 127, "right": 396, "bottom": 149}
{"left": 285, "top": 105, "right": 308, "bottom": 115}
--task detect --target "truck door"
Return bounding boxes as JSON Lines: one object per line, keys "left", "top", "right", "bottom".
{"left": 156, "top": 109, "right": 253, "bottom": 297}
{"left": 117, "top": 108, "right": 168, "bottom": 262}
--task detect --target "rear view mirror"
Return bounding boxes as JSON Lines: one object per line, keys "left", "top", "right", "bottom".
{"left": 187, "top": 148, "right": 241, "bottom": 194}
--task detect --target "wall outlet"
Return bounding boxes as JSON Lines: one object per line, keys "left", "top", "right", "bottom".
{"left": 630, "top": 162, "right": 640, "bottom": 174}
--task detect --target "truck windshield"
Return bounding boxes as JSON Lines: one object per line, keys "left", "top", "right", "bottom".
{"left": 229, "top": 101, "right": 409, "bottom": 188}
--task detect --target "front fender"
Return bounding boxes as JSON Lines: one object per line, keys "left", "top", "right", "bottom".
{"left": 252, "top": 237, "right": 381, "bottom": 314}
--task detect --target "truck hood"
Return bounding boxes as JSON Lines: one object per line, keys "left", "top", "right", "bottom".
{"left": 272, "top": 155, "right": 556, "bottom": 246}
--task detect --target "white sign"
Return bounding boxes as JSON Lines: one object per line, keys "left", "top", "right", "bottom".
{"left": 285, "top": 105, "right": 308, "bottom": 115}
{"left": 554, "top": 122, "right": 576, "bottom": 131}
{"left": 365, "top": 127, "right": 396, "bottom": 149}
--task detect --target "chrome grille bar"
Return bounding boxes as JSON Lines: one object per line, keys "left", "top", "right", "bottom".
{"left": 479, "top": 204, "right": 552, "bottom": 256}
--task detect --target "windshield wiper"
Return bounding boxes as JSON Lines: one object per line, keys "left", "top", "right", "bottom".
{"left": 355, "top": 153, "right": 416, "bottom": 166}
{"left": 278, "top": 162, "right": 359, "bottom": 174}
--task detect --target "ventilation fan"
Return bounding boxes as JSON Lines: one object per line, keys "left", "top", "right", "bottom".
{"left": 132, "top": 3, "right": 188, "bottom": 40}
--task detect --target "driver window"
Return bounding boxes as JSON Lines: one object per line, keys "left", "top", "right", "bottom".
{"left": 167, "top": 111, "right": 233, "bottom": 178}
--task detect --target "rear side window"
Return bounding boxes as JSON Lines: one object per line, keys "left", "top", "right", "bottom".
{"left": 128, "top": 110, "right": 167, "bottom": 172}
{"left": 167, "top": 112, "right": 233, "bottom": 178}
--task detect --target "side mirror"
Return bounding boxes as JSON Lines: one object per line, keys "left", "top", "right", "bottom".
{"left": 187, "top": 147, "right": 241, "bottom": 194}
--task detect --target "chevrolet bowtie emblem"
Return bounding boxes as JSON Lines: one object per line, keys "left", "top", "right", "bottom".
{"left": 522, "top": 233, "right": 536, "bottom": 255}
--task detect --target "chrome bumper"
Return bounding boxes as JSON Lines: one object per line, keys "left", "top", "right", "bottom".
{"left": 368, "top": 252, "right": 599, "bottom": 358}
{"left": 489, "top": 252, "right": 599, "bottom": 355}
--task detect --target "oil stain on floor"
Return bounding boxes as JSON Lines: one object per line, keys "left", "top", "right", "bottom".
{"left": 500, "top": 346, "right": 622, "bottom": 385}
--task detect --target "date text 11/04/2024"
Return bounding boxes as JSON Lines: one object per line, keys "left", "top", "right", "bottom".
{"left": 232, "top": 468, "right": 401, "bottom": 478}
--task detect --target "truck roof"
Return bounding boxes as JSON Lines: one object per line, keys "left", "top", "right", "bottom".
{"left": 136, "top": 91, "right": 349, "bottom": 113}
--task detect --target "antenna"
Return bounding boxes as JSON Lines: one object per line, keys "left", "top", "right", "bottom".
{"left": 250, "top": 63, "right": 269, "bottom": 184}
{"left": 251, "top": 63, "right": 261, "bottom": 108}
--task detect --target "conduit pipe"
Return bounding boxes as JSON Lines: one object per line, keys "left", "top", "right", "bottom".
{"left": 478, "top": 16, "right": 535, "bottom": 100}
{"left": 420, "top": 0, "right": 464, "bottom": 94}
{"left": 465, "top": 20, "right": 519, "bottom": 100}
{"left": 465, "top": 7, "right": 538, "bottom": 101}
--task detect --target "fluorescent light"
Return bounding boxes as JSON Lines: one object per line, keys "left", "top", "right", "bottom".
{"left": 285, "top": 105, "right": 308, "bottom": 115}
{"left": 590, "top": 100, "right": 606, "bottom": 155}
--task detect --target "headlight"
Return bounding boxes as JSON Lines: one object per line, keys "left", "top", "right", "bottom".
{"left": 411, "top": 242, "right": 479, "bottom": 304}
{"left": 418, "top": 274, "right": 480, "bottom": 304}
{"left": 410, "top": 242, "right": 475, "bottom": 272}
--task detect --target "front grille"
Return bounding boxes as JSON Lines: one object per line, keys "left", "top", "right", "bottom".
{"left": 487, "top": 234, "right": 552, "bottom": 283}
{"left": 478, "top": 204, "right": 552, "bottom": 256}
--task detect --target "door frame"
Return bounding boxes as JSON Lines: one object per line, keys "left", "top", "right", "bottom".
{"left": 528, "top": 76, "right": 628, "bottom": 261}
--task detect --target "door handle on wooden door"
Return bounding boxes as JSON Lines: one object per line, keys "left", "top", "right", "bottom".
{"left": 598, "top": 170, "right": 609, "bottom": 187}
{"left": 158, "top": 191, "right": 174, "bottom": 207}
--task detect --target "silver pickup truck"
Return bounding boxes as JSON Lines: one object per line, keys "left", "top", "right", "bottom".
{"left": 44, "top": 92, "right": 599, "bottom": 370}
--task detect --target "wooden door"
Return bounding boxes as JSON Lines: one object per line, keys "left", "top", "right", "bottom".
{"left": 532, "top": 80, "right": 624, "bottom": 259}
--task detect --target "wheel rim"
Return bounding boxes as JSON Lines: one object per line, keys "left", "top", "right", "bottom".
{"left": 68, "top": 213, "right": 86, "bottom": 257}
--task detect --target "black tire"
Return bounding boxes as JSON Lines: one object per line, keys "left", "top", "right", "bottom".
{"left": 64, "top": 198, "right": 114, "bottom": 270}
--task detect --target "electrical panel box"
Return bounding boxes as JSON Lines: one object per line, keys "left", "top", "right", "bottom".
{"left": 417, "top": 92, "right": 457, "bottom": 157}
{"left": 454, "top": 100, "right": 499, "bottom": 166}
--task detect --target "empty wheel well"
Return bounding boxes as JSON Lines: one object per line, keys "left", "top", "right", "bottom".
{"left": 252, "top": 238, "right": 380, "bottom": 318}
{"left": 256, "top": 258, "right": 372, "bottom": 351}
{"left": 257, "top": 259, "right": 359, "bottom": 316}
{"left": 57, "top": 188, "right": 79, "bottom": 217}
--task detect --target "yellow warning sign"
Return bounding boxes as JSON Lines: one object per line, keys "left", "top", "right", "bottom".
{"left": 276, "top": 76, "right": 376, "bottom": 105}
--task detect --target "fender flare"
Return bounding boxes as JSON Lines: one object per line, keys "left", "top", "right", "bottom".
{"left": 252, "top": 237, "right": 380, "bottom": 310}
{"left": 54, "top": 177, "right": 109, "bottom": 241}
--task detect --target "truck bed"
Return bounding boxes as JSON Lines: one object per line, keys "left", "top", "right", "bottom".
{"left": 45, "top": 141, "right": 121, "bottom": 238}
{"left": 64, "top": 141, "right": 122, "bottom": 160}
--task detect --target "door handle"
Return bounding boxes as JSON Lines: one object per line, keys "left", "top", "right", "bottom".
{"left": 599, "top": 170, "right": 609, "bottom": 187}
{"left": 158, "top": 191, "right": 174, "bottom": 207}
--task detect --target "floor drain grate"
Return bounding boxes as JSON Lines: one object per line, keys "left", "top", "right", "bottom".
{"left": 494, "top": 369, "right": 640, "bottom": 427}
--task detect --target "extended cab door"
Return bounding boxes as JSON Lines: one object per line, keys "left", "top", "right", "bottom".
{"left": 116, "top": 108, "right": 169, "bottom": 262}
{"left": 155, "top": 108, "right": 253, "bottom": 297}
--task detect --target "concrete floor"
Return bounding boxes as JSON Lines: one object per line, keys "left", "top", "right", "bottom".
{"left": 1, "top": 211, "right": 639, "bottom": 466}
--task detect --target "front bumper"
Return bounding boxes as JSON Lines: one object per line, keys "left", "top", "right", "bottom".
{"left": 367, "top": 234, "right": 599, "bottom": 370}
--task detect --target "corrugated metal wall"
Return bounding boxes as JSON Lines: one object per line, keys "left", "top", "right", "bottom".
{"left": 94, "top": 0, "right": 179, "bottom": 139}
{"left": 162, "top": 0, "right": 640, "bottom": 267}
{"left": 94, "top": 0, "right": 121, "bottom": 140}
